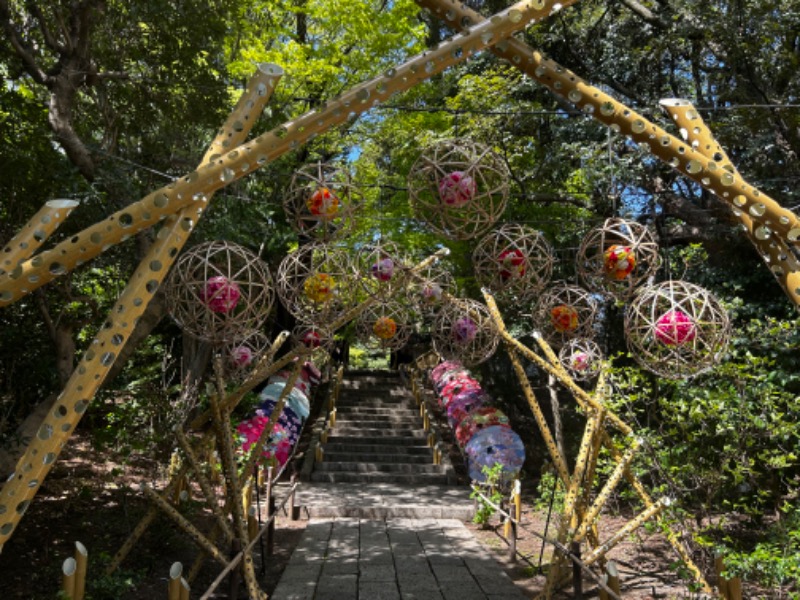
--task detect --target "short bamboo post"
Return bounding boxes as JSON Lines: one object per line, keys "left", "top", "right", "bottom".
{"left": 316, "top": 446, "right": 323, "bottom": 463}
{"left": 329, "top": 408, "right": 336, "bottom": 428}
{"left": 715, "top": 554, "right": 730, "bottom": 598}
{"left": 228, "top": 538, "right": 242, "bottom": 600}
{"left": 62, "top": 557, "right": 77, "bottom": 599}
{"left": 599, "top": 575, "right": 610, "bottom": 600}
{"left": 727, "top": 576, "right": 743, "bottom": 600}
{"left": 179, "top": 577, "right": 190, "bottom": 600}
{"left": 265, "top": 466, "right": 275, "bottom": 556}
{"left": 168, "top": 562, "right": 183, "bottom": 600}
{"left": 289, "top": 474, "right": 300, "bottom": 521}
{"left": 606, "top": 561, "right": 621, "bottom": 597}
{"left": 73, "top": 541, "right": 88, "bottom": 600}
{"left": 571, "top": 541, "right": 583, "bottom": 599}
{"left": 247, "top": 505, "right": 258, "bottom": 542}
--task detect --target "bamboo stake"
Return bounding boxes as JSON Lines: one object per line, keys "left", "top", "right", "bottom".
{"left": 0, "top": 199, "right": 80, "bottom": 278}
{"left": 715, "top": 554, "right": 730, "bottom": 599}
{"left": 179, "top": 578, "right": 190, "bottom": 600}
{"left": 605, "top": 561, "right": 621, "bottom": 597}
{"left": 73, "top": 541, "right": 88, "bottom": 600}
{"left": 168, "top": 562, "right": 183, "bottom": 600}
{"left": 62, "top": 557, "right": 77, "bottom": 599}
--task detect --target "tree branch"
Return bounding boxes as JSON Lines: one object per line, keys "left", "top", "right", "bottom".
{"left": 0, "top": 0, "right": 49, "bottom": 84}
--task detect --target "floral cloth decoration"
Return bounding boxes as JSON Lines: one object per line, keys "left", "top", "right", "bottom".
{"left": 654, "top": 309, "right": 697, "bottom": 346}
{"left": 306, "top": 187, "right": 340, "bottom": 217}
{"left": 438, "top": 171, "right": 476, "bottom": 207}
{"left": 203, "top": 275, "right": 241, "bottom": 313}
{"left": 550, "top": 304, "right": 579, "bottom": 333}
{"left": 498, "top": 248, "right": 526, "bottom": 280}
{"left": 373, "top": 316, "right": 398, "bottom": 340}
{"left": 230, "top": 345, "right": 254, "bottom": 367}
{"left": 303, "top": 272, "right": 335, "bottom": 303}
{"left": 603, "top": 245, "right": 636, "bottom": 280}
{"left": 452, "top": 316, "right": 478, "bottom": 343}
{"left": 370, "top": 258, "right": 395, "bottom": 282}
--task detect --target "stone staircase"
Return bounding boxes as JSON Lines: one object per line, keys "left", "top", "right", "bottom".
{"left": 299, "top": 369, "right": 473, "bottom": 519}
{"left": 310, "top": 370, "right": 455, "bottom": 485}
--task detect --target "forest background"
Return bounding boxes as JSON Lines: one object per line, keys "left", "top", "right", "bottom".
{"left": 1, "top": 0, "right": 799, "bottom": 594}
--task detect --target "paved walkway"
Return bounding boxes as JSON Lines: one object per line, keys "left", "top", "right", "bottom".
{"left": 271, "top": 517, "right": 529, "bottom": 600}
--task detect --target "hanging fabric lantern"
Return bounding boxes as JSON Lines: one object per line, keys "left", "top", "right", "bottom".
{"left": 550, "top": 304, "right": 579, "bottom": 333}
{"left": 203, "top": 275, "right": 241, "bottom": 313}
{"left": 603, "top": 245, "right": 637, "bottom": 281}
{"left": 306, "top": 186, "right": 340, "bottom": 217}
{"left": 230, "top": 344, "right": 254, "bottom": 367}
{"left": 370, "top": 257, "right": 395, "bottom": 282}
{"left": 654, "top": 309, "right": 697, "bottom": 346}
{"left": 453, "top": 316, "right": 478, "bottom": 343}
{"left": 373, "top": 316, "right": 398, "bottom": 340}
{"left": 303, "top": 272, "right": 336, "bottom": 304}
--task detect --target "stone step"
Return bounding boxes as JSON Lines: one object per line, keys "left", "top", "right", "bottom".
{"left": 314, "top": 462, "right": 446, "bottom": 474}
{"left": 322, "top": 442, "right": 432, "bottom": 455}
{"left": 331, "top": 425, "right": 423, "bottom": 436}
{"left": 309, "top": 471, "right": 451, "bottom": 485}
{"left": 320, "top": 451, "right": 434, "bottom": 463}
{"left": 332, "top": 416, "right": 421, "bottom": 426}
{"left": 326, "top": 433, "right": 428, "bottom": 444}
{"left": 334, "top": 399, "right": 416, "bottom": 409}
{"left": 332, "top": 405, "right": 419, "bottom": 414}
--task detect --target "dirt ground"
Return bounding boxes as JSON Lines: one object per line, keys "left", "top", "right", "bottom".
{"left": 0, "top": 431, "right": 751, "bottom": 600}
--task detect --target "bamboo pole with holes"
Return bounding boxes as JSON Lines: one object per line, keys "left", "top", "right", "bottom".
{"left": 417, "top": 0, "right": 800, "bottom": 307}
{"left": 0, "top": 199, "right": 80, "bottom": 279}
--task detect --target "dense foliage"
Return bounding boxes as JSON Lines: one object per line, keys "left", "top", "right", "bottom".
{"left": 1, "top": 0, "right": 799, "bottom": 592}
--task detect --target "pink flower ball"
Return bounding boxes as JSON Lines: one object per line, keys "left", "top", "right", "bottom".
{"left": 422, "top": 283, "right": 443, "bottom": 305}
{"left": 438, "top": 171, "right": 476, "bottom": 207}
{"left": 203, "top": 275, "right": 241, "bottom": 313}
{"left": 453, "top": 317, "right": 478, "bottom": 343}
{"left": 231, "top": 345, "right": 254, "bottom": 366}
{"left": 371, "top": 258, "right": 395, "bottom": 282}
{"left": 302, "top": 330, "right": 322, "bottom": 349}
{"left": 570, "top": 351, "right": 590, "bottom": 372}
{"left": 654, "top": 310, "right": 696, "bottom": 346}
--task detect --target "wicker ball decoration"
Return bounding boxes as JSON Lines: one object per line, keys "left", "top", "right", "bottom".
{"left": 356, "top": 239, "right": 409, "bottom": 298}
{"left": 432, "top": 298, "right": 499, "bottom": 366}
{"left": 275, "top": 242, "right": 359, "bottom": 321}
{"left": 408, "top": 260, "right": 457, "bottom": 317}
{"left": 166, "top": 241, "right": 274, "bottom": 344}
{"left": 355, "top": 301, "right": 413, "bottom": 351}
{"left": 291, "top": 322, "right": 334, "bottom": 354}
{"left": 221, "top": 330, "right": 270, "bottom": 384}
{"left": 533, "top": 282, "right": 598, "bottom": 348}
{"left": 407, "top": 140, "right": 510, "bottom": 240}
{"left": 624, "top": 279, "right": 730, "bottom": 379}
{"left": 283, "top": 162, "right": 360, "bottom": 241}
{"left": 576, "top": 218, "right": 661, "bottom": 299}
{"left": 472, "top": 224, "right": 554, "bottom": 301}
{"left": 558, "top": 338, "right": 604, "bottom": 381}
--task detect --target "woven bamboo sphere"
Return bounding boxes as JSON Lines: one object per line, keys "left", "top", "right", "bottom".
{"left": 221, "top": 330, "right": 270, "bottom": 384}
{"left": 576, "top": 218, "right": 661, "bottom": 299}
{"left": 355, "top": 301, "right": 413, "bottom": 351}
{"left": 283, "top": 162, "right": 360, "bottom": 241}
{"left": 275, "top": 242, "right": 359, "bottom": 321}
{"left": 533, "top": 282, "right": 598, "bottom": 348}
{"left": 558, "top": 337, "right": 604, "bottom": 381}
{"left": 407, "top": 140, "right": 509, "bottom": 240}
{"left": 291, "top": 322, "right": 334, "bottom": 354}
{"left": 624, "top": 279, "right": 730, "bottom": 379}
{"left": 432, "top": 298, "right": 499, "bottom": 366}
{"left": 408, "top": 260, "right": 457, "bottom": 317}
{"left": 472, "top": 224, "right": 554, "bottom": 301}
{"left": 356, "top": 239, "right": 409, "bottom": 299}
{"left": 166, "top": 241, "right": 274, "bottom": 344}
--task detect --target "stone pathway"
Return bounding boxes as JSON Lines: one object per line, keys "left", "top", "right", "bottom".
{"left": 271, "top": 517, "right": 529, "bottom": 600}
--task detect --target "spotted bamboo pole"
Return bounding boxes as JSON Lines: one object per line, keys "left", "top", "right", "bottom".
{"left": 140, "top": 484, "right": 229, "bottom": 566}
{"left": 0, "top": 199, "right": 80, "bottom": 278}
{"left": 209, "top": 356, "right": 264, "bottom": 600}
{"left": 0, "top": 64, "right": 284, "bottom": 550}
{"left": 660, "top": 98, "right": 800, "bottom": 289}
{"left": 573, "top": 437, "right": 641, "bottom": 543}
{"left": 174, "top": 426, "right": 234, "bottom": 543}
{"left": 417, "top": 0, "right": 800, "bottom": 307}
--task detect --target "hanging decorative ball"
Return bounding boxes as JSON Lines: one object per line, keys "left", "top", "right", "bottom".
{"left": 166, "top": 241, "right": 274, "bottom": 345}
{"left": 408, "top": 140, "right": 510, "bottom": 240}
{"left": 438, "top": 171, "right": 477, "bottom": 207}
{"left": 373, "top": 316, "right": 398, "bottom": 340}
{"left": 221, "top": 330, "right": 271, "bottom": 385}
{"left": 654, "top": 309, "right": 697, "bottom": 346}
{"left": 472, "top": 224, "right": 554, "bottom": 302}
{"left": 455, "top": 406, "right": 511, "bottom": 448}
{"left": 283, "top": 162, "right": 360, "bottom": 241}
{"left": 625, "top": 280, "right": 730, "bottom": 379}
{"left": 408, "top": 259, "right": 457, "bottom": 317}
{"left": 291, "top": 322, "right": 334, "bottom": 354}
{"left": 432, "top": 299, "right": 499, "bottom": 366}
{"left": 465, "top": 425, "right": 525, "bottom": 484}
{"left": 558, "top": 338, "right": 603, "bottom": 381}
{"left": 577, "top": 218, "right": 661, "bottom": 299}
{"left": 356, "top": 239, "right": 409, "bottom": 298}
{"left": 533, "top": 282, "right": 598, "bottom": 348}
{"left": 355, "top": 301, "right": 412, "bottom": 351}
{"left": 276, "top": 242, "right": 359, "bottom": 322}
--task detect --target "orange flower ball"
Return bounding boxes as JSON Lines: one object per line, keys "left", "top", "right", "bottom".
{"left": 603, "top": 245, "right": 636, "bottom": 280}
{"left": 550, "top": 304, "right": 579, "bottom": 333}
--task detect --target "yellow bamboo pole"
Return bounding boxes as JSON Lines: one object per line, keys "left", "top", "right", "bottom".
{"left": 168, "top": 562, "right": 183, "bottom": 600}
{"left": 179, "top": 577, "right": 190, "bottom": 600}
{"left": 0, "top": 199, "right": 80, "bottom": 279}
{"left": 140, "top": 484, "right": 229, "bottom": 566}
{"left": 73, "top": 541, "right": 88, "bottom": 600}
{"left": 418, "top": 0, "right": 800, "bottom": 307}
{"left": 0, "top": 63, "right": 284, "bottom": 551}
{"left": 62, "top": 556, "right": 77, "bottom": 599}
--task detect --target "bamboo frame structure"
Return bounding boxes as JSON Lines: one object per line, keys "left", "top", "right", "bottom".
{"left": 416, "top": 0, "right": 800, "bottom": 307}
